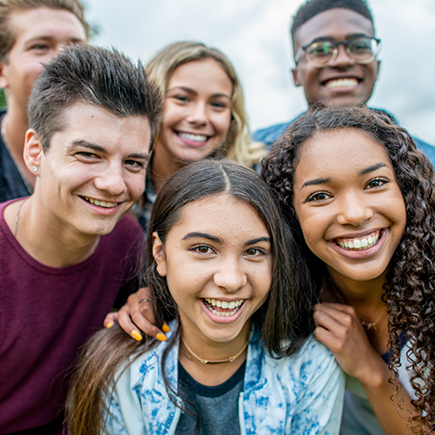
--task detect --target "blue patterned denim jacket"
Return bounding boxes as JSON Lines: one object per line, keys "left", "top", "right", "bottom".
{"left": 253, "top": 110, "right": 435, "bottom": 167}
{"left": 103, "top": 324, "right": 344, "bottom": 435}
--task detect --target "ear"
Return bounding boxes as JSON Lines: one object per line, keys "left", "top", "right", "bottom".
{"left": 0, "top": 59, "right": 9, "bottom": 90}
{"left": 23, "top": 129, "right": 43, "bottom": 176}
{"left": 292, "top": 67, "right": 301, "bottom": 87}
{"left": 152, "top": 231, "right": 167, "bottom": 277}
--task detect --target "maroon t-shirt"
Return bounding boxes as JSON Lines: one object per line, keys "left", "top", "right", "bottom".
{"left": 0, "top": 199, "right": 143, "bottom": 434}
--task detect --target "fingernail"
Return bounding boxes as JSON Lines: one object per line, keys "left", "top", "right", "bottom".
{"left": 156, "top": 333, "right": 167, "bottom": 342}
{"left": 131, "top": 330, "right": 143, "bottom": 341}
{"left": 106, "top": 322, "right": 113, "bottom": 329}
{"left": 162, "top": 324, "right": 171, "bottom": 333}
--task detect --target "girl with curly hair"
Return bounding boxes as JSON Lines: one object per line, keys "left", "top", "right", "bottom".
{"left": 67, "top": 160, "right": 343, "bottom": 435}
{"left": 262, "top": 105, "right": 435, "bottom": 435}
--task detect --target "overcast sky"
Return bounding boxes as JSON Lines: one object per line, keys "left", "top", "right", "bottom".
{"left": 84, "top": 0, "right": 435, "bottom": 144}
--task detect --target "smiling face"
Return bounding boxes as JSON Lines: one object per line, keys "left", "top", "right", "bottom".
{"left": 27, "top": 102, "right": 151, "bottom": 238}
{"left": 152, "top": 58, "right": 233, "bottom": 172}
{"left": 292, "top": 8, "right": 379, "bottom": 107}
{"left": 0, "top": 7, "right": 87, "bottom": 110}
{"left": 153, "top": 194, "right": 272, "bottom": 345}
{"left": 292, "top": 128, "right": 406, "bottom": 284}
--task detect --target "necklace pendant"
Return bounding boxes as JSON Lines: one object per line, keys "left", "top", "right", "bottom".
{"left": 362, "top": 321, "right": 377, "bottom": 331}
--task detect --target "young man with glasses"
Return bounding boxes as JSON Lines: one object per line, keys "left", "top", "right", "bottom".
{"left": 253, "top": 0, "right": 435, "bottom": 164}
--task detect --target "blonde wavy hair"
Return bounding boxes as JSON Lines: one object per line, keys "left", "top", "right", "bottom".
{"left": 146, "top": 41, "right": 266, "bottom": 167}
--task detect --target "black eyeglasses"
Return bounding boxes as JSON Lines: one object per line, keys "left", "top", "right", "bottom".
{"left": 295, "top": 35, "right": 381, "bottom": 68}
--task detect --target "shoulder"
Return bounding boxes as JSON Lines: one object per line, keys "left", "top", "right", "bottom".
{"left": 252, "top": 121, "right": 293, "bottom": 146}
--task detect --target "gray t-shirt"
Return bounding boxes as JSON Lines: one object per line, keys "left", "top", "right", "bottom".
{"left": 176, "top": 361, "right": 245, "bottom": 435}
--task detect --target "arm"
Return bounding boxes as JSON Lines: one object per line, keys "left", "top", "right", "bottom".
{"left": 313, "top": 303, "right": 424, "bottom": 435}
{"left": 104, "top": 287, "right": 169, "bottom": 342}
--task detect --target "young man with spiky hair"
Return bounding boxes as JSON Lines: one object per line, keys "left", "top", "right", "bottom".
{"left": 0, "top": 44, "right": 163, "bottom": 434}
{"left": 253, "top": 0, "right": 435, "bottom": 164}
{"left": 0, "top": 0, "right": 90, "bottom": 203}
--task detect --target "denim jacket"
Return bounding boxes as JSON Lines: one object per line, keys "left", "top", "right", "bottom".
{"left": 253, "top": 110, "right": 435, "bottom": 167}
{"left": 103, "top": 325, "right": 344, "bottom": 435}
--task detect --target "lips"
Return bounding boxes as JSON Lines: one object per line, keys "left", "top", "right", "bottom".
{"left": 178, "top": 132, "right": 208, "bottom": 142}
{"left": 81, "top": 196, "right": 120, "bottom": 209}
{"left": 203, "top": 298, "right": 245, "bottom": 317}
{"left": 334, "top": 229, "right": 381, "bottom": 250}
{"left": 324, "top": 77, "right": 359, "bottom": 88}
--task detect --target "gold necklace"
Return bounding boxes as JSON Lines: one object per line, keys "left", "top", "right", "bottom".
{"left": 360, "top": 309, "right": 387, "bottom": 331}
{"left": 327, "top": 277, "right": 387, "bottom": 331}
{"left": 181, "top": 337, "right": 249, "bottom": 365}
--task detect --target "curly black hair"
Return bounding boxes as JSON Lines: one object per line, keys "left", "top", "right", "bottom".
{"left": 262, "top": 105, "right": 435, "bottom": 431}
{"left": 291, "top": 0, "right": 374, "bottom": 38}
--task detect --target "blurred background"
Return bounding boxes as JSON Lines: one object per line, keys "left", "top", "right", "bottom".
{"left": 83, "top": 0, "right": 435, "bottom": 143}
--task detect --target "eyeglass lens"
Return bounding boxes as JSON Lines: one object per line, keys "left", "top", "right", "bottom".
{"left": 306, "top": 37, "right": 378, "bottom": 66}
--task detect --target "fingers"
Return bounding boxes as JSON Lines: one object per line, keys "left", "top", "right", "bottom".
{"left": 114, "top": 288, "right": 169, "bottom": 342}
{"left": 103, "top": 311, "right": 118, "bottom": 328}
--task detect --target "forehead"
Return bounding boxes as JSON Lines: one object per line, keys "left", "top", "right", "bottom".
{"left": 168, "top": 58, "right": 233, "bottom": 96}
{"left": 293, "top": 8, "right": 374, "bottom": 49}
{"left": 169, "top": 194, "right": 268, "bottom": 239}
{"left": 47, "top": 102, "right": 151, "bottom": 153}
{"left": 296, "top": 128, "right": 391, "bottom": 178}
{"left": 9, "top": 7, "right": 87, "bottom": 45}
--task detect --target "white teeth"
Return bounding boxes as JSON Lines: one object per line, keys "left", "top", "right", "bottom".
{"left": 336, "top": 231, "right": 380, "bottom": 251}
{"left": 325, "top": 78, "right": 358, "bottom": 88}
{"left": 204, "top": 298, "right": 244, "bottom": 317}
{"left": 85, "top": 197, "right": 118, "bottom": 208}
{"left": 178, "top": 132, "right": 207, "bottom": 142}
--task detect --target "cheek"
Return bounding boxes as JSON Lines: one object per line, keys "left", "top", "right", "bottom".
{"left": 211, "top": 112, "right": 232, "bottom": 138}
{"left": 162, "top": 103, "right": 185, "bottom": 129}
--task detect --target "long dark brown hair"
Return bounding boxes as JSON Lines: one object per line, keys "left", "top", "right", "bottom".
{"left": 67, "top": 159, "right": 316, "bottom": 435}
{"left": 262, "top": 105, "right": 435, "bottom": 432}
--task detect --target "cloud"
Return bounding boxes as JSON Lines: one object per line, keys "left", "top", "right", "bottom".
{"left": 85, "top": 0, "right": 435, "bottom": 143}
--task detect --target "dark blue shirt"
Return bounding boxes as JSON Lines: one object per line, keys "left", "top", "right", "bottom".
{"left": 0, "top": 110, "right": 31, "bottom": 203}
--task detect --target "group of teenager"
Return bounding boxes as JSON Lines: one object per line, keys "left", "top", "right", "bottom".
{"left": 0, "top": 0, "right": 434, "bottom": 434}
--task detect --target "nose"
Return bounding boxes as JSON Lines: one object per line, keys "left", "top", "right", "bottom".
{"left": 213, "top": 257, "right": 247, "bottom": 293}
{"left": 186, "top": 102, "right": 208, "bottom": 126}
{"left": 331, "top": 43, "right": 355, "bottom": 68}
{"left": 93, "top": 163, "right": 127, "bottom": 197}
{"left": 336, "top": 192, "right": 373, "bottom": 227}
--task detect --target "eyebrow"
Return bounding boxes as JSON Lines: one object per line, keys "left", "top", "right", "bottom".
{"left": 182, "top": 233, "right": 271, "bottom": 246}
{"left": 359, "top": 162, "right": 387, "bottom": 175}
{"left": 182, "top": 232, "right": 222, "bottom": 244}
{"left": 167, "top": 86, "right": 231, "bottom": 99}
{"left": 244, "top": 237, "right": 271, "bottom": 247}
{"left": 300, "top": 162, "right": 388, "bottom": 190}
{"left": 300, "top": 177, "right": 331, "bottom": 190}
{"left": 68, "top": 140, "right": 149, "bottom": 160}
{"left": 308, "top": 33, "right": 371, "bottom": 44}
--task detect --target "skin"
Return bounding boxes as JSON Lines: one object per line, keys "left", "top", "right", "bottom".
{"left": 292, "top": 8, "right": 380, "bottom": 107}
{"left": 150, "top": 58, "right": 233, "bottom": 192}
{"left": 292, "top": 128, "right": 421, "bottom": 434}
{"left": 153, "top": 194, "right": 272, "bottom": 386}
{"left": 0, "top": 7, "right": 87, "bottom": 188}
{"left": 4, "top": 102, "right": 151, "bottom": 268}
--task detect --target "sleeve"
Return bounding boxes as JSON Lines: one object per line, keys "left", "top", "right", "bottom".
{"left": 291, "top": 339, "right": 345, "bottom": 435}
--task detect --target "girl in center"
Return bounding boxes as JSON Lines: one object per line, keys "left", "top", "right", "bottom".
{"left": 68, "top": 160, "right": 344, "bottom": 435}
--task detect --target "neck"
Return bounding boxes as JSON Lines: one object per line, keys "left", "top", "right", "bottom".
{"left": 150, "top": 142, "right": 186, "bottom": 194}
{"left": 5, "top": 196, "right": 100, "bottom": 268}
{"left": 178, "top": 320, "right": 251, "bottom": 386}
{"left": 326, "top": 269, "right": 390, "bottom": 353}
{"left": 2, "top": 104, "right": 36, "bottom": 187}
